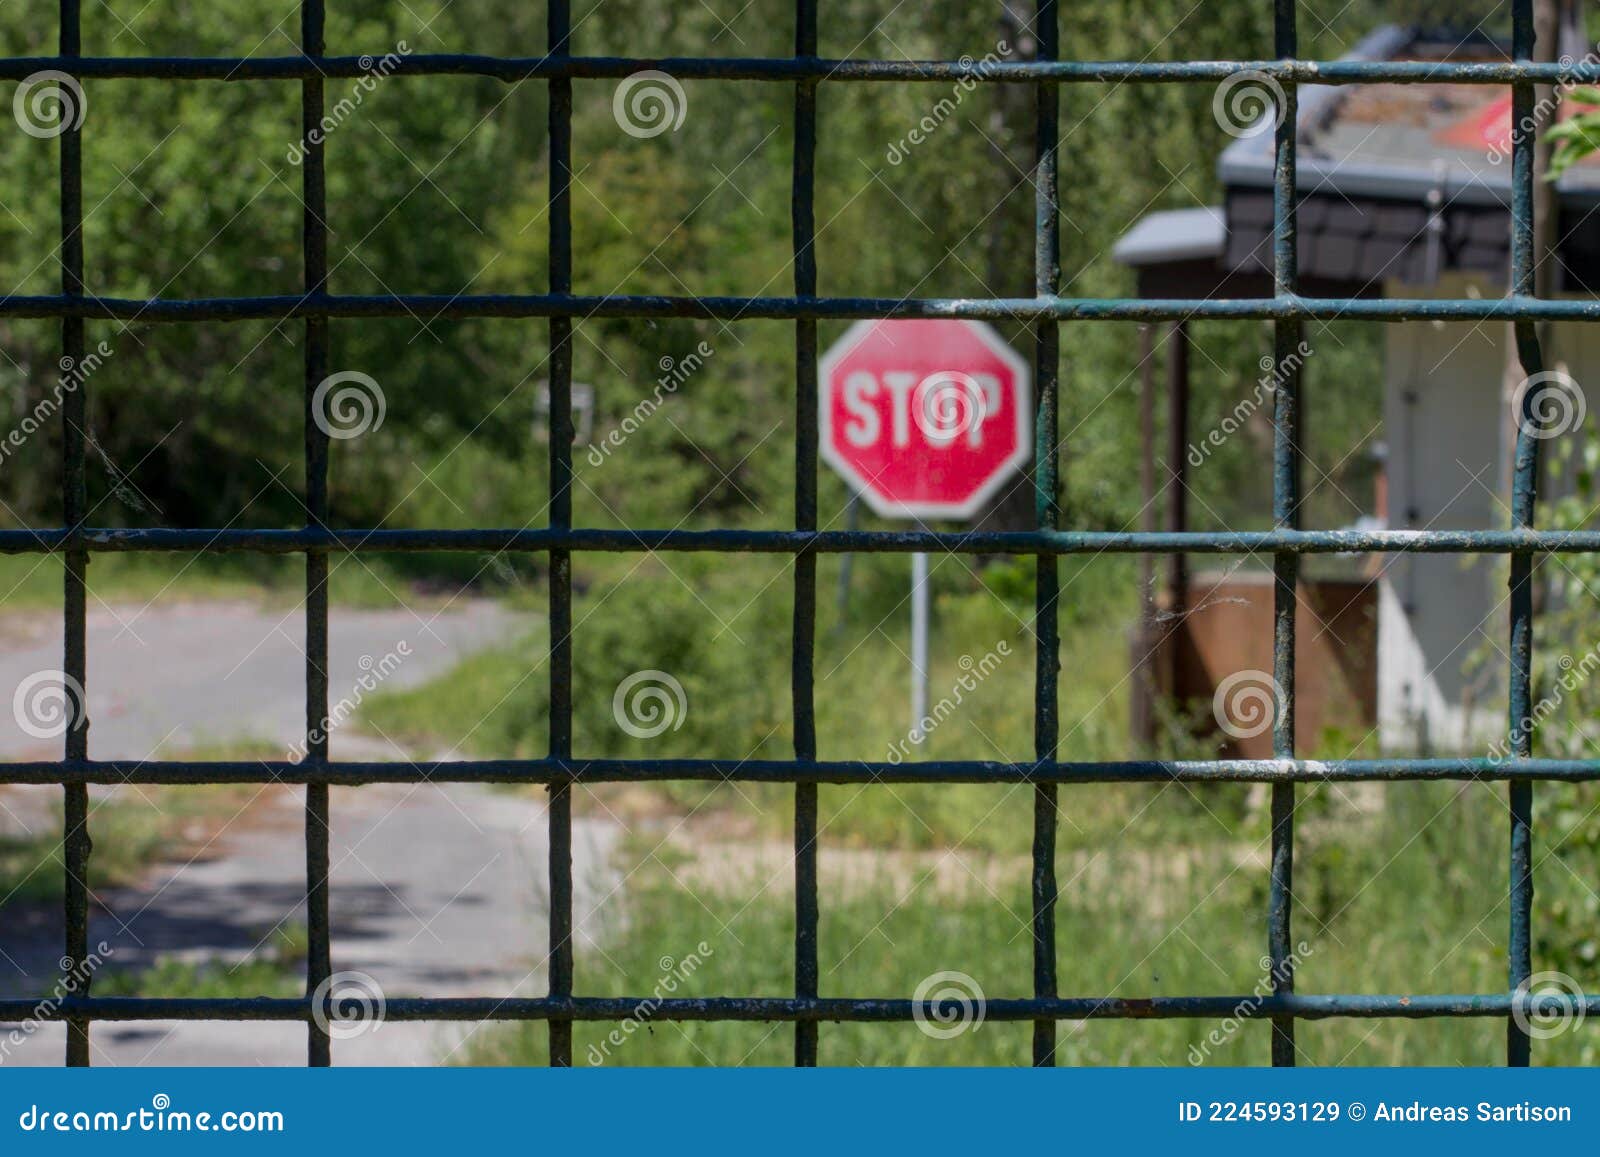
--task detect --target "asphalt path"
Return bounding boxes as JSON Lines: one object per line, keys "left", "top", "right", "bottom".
{"left": 0, "top": 598, "right": 620, "bottom": 1065}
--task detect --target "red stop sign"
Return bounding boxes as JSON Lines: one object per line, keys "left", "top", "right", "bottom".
{"left": 820, "top": 319, "right": 1032, "bottom": 520}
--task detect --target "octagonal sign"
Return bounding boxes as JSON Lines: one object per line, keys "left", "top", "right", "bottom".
{"left": 820, "top": 319, "right": 1032, "bottom": 520}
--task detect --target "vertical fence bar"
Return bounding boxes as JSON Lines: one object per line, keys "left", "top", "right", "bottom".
{"left": 299, "top": 0, "right": 333, "bottom": 1068}
{"left": 1268, "top": 0, "right": 1301, "bottom": 1068}
{"left": 1031, "top": 0, "right": 1061, "bottom": 1069}
{"left": 1506, "top": 0, "right": 1541, "bottom": 1069}
{"left": 546, "top": 0, "right": 576, "bottom": 1069}
{"left": 58, "top": 0, "right": 91, "bottom": 1068}
{"left": 791, "top": 0, "right": 820, "bottom": 1069}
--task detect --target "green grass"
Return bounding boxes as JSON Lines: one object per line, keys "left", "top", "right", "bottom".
{"left": 359, "top": 551, "right": 1600, "bottom": 1066}
{"left": 95, "top": 924, "right": 307, "bottom": 999}
{"left": 460, "top": 781, "right": 1600, "bottom": 1067}
{"left": 363, "top": 553, "right": 1223, "bottom": 849}
{"left": 0, "top": 550, "right": 495, "bottom": 612}
{"left": 0, "top": 779, "right": 285, "bottom": 906}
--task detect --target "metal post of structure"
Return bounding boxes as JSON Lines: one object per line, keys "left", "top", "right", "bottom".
{"left": 910, "top": 551, "right": 930, "bottom": 740}
{"left": 835, "top": 493, "right": 860, "bottom": 625}
{"left": 1166, "top": 320, "right": 1190, "bottom": 616}
{"left": 1131, "top": 322, "right": 1156, "bottom": 743}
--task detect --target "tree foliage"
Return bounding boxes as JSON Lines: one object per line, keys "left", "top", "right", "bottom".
{"left": 0, "top": 0, "right": 1403, "bottom": 544}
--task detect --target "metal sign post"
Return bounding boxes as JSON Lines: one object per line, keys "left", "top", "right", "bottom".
{"left": 910, "top": 551, "right": 929, "bottom": 739}
{"left": 818, "top": 318, "right": 1032, "bottom": 743}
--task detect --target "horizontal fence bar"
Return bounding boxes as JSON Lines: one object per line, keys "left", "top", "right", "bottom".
{"left": 0, "top": 994, "right": 1591, "bottom": 1023}
{"left": 3, "top": 758, "right": 1597, "bottom": 786}
{"left": 6, "top": 527, "right": 1600, "bottom": 556}
{"left": 0, "top": 55, "right": 1595, "bottom": 85}
{"left": 9, "top": 294, "right": 1600, "bottom": 324}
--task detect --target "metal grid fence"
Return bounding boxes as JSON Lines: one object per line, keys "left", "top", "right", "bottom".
{"left": 2, "top": 0, "right": 1597, "bottom": 1067}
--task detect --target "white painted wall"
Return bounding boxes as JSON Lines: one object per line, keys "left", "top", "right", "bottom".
{"left": 1379, "top": 273, "right": 1588, "bottom": 752}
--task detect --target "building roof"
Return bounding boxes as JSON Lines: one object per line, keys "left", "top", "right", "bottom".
{"left": 1114, "top": 24, "right": 1600, "bottom": 292}
{"left": 1219, "top": 25, "right": 1600, "bottom": 208}
{"left": 1110, "top": 206, "right": 1225, "bottom": 267}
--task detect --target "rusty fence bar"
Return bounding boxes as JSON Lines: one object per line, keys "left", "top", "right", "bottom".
{"left": 57, "top": 0, "right": 90, "bottom": 1070}
{"left": 546, "top": 0, "right": 576, "bottom": 1070}
{"left": 790, "top": 0, "right": 821, "bottom": 1070}
{"left": 4, "top": 526, "right": 1600, "bottom": 555}
{"left": 1030, "top": 0, "right": 1062, "bottom": 1069}
{"left": 299, "top": 0, "right": 334, "bottom": 1070}
{"left": 1, "top": 992, "right": 1593, "bottom": 1025}
{"left": 2, "top": 0, "right": 1592, "bottom": 1067}
{"left": 1268, "top": 0, "right": 1300, "bottom": 1069}
{"left": 6, "top": 756, "right": 1600, "bottom": 786}
{"left": 10, "top": 293, "right": 1600, "bottom": 323}
{"left": 3, "top": 55, "right": 1600, "bottom": 85}
{"left": 1506, "top": 0, "right": 1544, "bottom": 1069}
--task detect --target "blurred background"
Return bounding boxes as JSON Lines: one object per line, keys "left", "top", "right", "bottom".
{"left": 1, "top": 0, "right": 1598, "bottom": 1067}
